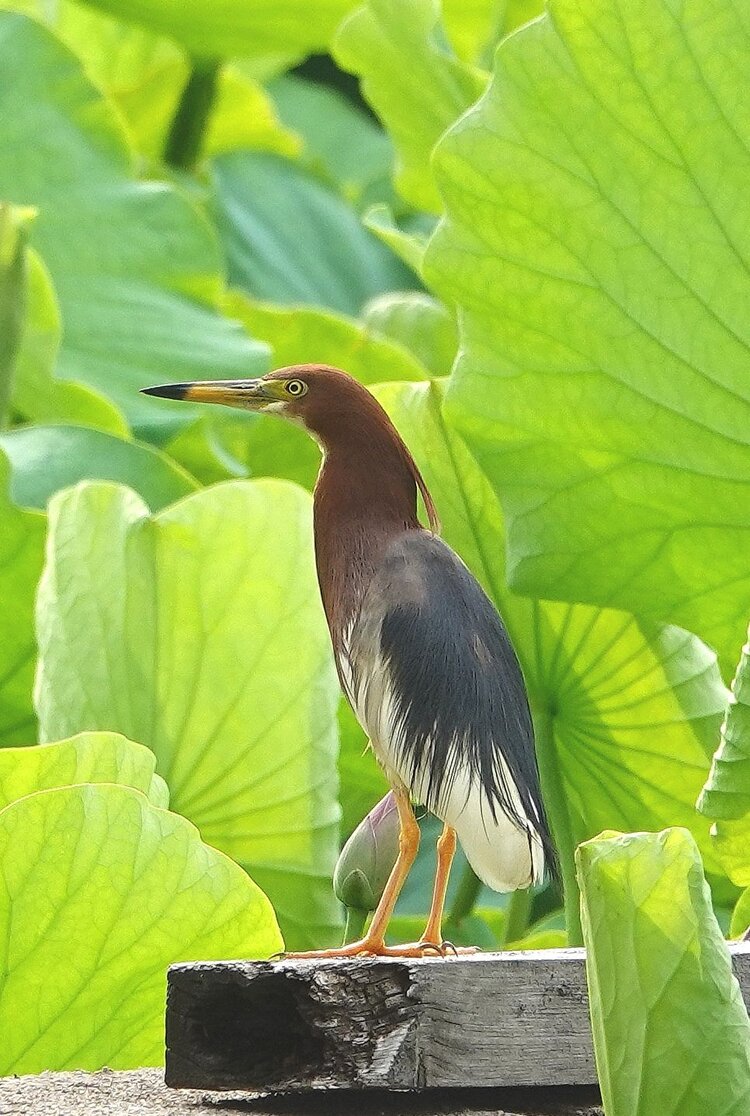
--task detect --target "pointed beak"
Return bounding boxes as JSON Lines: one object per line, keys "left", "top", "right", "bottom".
{"left": 140, "top": 379, "right": 277, "bottom": 410}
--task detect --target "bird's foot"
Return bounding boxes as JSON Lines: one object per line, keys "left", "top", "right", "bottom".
{"left": 276, "top": 937, "right": 479, "bottom": 960}
{"left": 380, "top": 939, "right": 479, "bottom": 958}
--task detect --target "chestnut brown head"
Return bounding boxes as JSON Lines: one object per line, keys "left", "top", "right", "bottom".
{"left": 141, "top": 364, "right": 439, "bottom": 530}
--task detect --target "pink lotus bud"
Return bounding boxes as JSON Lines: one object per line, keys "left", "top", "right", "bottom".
{"left": 334, "top": 792, "right": 400, "bottom": 911}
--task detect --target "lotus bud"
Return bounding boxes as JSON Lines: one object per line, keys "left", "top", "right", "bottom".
{"left": 334, "top": 791, "right": 400, "bottom": 912}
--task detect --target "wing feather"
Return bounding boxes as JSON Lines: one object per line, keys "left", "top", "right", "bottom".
{"left": 346, "top": 531, "right": 556, "bottom": 879}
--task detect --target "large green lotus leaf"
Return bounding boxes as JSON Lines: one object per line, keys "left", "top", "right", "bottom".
{"left": 0, "top": 783, "right": 281, "bottom": 1074}
{"left": 335, "top": 0, "right": 486, "bottom": 213}
{"left": 442, "top": 0, "right": 543, "bottom": 63}
{"left": 0, "top": 2, "right": 294, "bottom": 164}
{"left": 374, "top": 381, "right": 728, "bottom": 935}
{"left": 0, "top": 731, "right": 168, "bottom": 809}
{"left": 0, "top": 204, "right": 33, "bottom": 426}
{"left": 363, "top": 292, "right": 458, "bottom": 378}
{"left": 0, "top": 13, "right": 267, "bottom": 438}
{"left": 578, "top": 829, "right": 750, "bottom": 1116}
{"left": 267, "top": 75, "right": 394, "bottom": 210}
{"left": 0, "top": 0, "right": 300, "bottom": 90}
{"left": 426, "top": 0, "right": 750, "bottom": 677}
{"left": 0, "top": 0, "right": 181, "bottom": 95}
{"left": 337, "top": 698, "right": 386, "bottom": 840}
{"left": 164, "top": 411, "right": 257, "bottom": 487}
{"left": 699, "top": 623, "right": 750, "bottom": 820}
{"left": 730, "top": 882, "right": 750, "bottom": 937}
{"left": 11, "top": 248, "right": 126, "bottom": 435}
{"left": 362, "top": 203, "right": 431, "bottom": 277}
{"left": 714, "top": 814, "right": 750, "bottom": 892}
{"left": 0, "top": 424, "right": 198, "bottom": 512}
{"left": 72, "top": 0, "right": 357, "bottom": 60}
{"left": 700, "top": 624, "right": 750, "bottom": 892}
{"left": 0, "top": 453, "right": 45, "bottom": 746}
{"left": 212, "top": 152, "right": 415, "bottom": 316}
{"left": 36, "top": 480, "right": 341, "bottom": 949}
{"left": 228, "top": 293, "right": 430, "bottom": 385}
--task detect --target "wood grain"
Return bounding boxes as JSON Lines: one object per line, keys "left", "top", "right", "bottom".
{"left": 166, "top": 943, "right": 750, "bottom": 1092}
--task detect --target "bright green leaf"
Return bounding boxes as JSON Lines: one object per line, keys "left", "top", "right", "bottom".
{"left": 0, "top": 0, "right": 182, "bottom": 98}
{"left": 11, "top": 249, "right": 127, "bottom": 436}
{"left": 442, "top": 0, "right": 543, "bottom": 64}
{"left": 0, "top": 783, "right": 281, "bottom": 1074}
{"left": 0, "top": 424, "right": 198, "bottom": 512}
{"left": 0, "top": 2, "right": 293, "bottom": 167}
{"left": 426, "top": 0, "right": 750, "bottom": 676}
{"left": 441, "top": 0, "right": 500, "bottom": 63}
{"left": 505, "top": 927, "right": 567, "bottom": 951}
{"left": 338, "top": 698, "right": 387, "bottom": 839}
{"left": 701, "top": 624, "right": 750, "bottom": 892}
{"left": 578, "top": 829, "right": 750, "bottom": 1116}
{"left": 363, "top": 292, "right": 457, "bottom": 378}
{"left": 206, "top": 66, "right": 300, "bottom": 160}
{"left": 228, "top": 292, "right": 430, "bottom": 384}
{"left": 699, "top": 623, "right": 750, "bottom": 820}
{"left": 212, "top": 152, "right": 416, "bottom": 315}
{"left": 0, "top": 731, "right": 168, "bottom": 810}
{"left": 268, "top": 74, "right": 393, "bottom": 208}
{"left": 387, "top": 911, "right": 496, "bottom": 950}
{"left": 335, "top": 0, "right": 486, "bottom": 212}
{"left": 362, "top": 203, "right": 432, "bottom": 276}
{"left": 71, "top": 0, "right": 358, "bottom": 61}
{"left": 730, "top": 886, "right": 750, "bottom": 938}
{"left": 0, "top": 13, "right": 267, "bottom": 437}
{"left": 36, "top": 480, "right": 341, "bottom": 949}
{"left": 374, "top": 380, "right": 729, "bottom": 935}
{"left": 0, "top": 203, "right": 33, "bottom": 426}
{"left": 0, "top": 452, "right": 45, "bottom": 746}
{"left": 164, "top": 411, "right": 252, "bottom": 487}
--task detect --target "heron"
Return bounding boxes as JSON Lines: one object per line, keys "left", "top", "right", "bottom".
{"left": 142, "top": 366, "right": 555, "bottom": 957}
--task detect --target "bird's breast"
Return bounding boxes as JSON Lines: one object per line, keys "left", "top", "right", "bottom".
{"left": 336, "top": 615, "right": 400, "bottom": 779}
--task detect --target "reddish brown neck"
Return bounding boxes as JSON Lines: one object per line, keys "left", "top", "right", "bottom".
{"left": 313, "top": 426, "right": 422, "bottom": 650}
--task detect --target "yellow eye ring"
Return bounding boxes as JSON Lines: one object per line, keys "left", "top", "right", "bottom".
{"left": 285, "top": 379, "right": 307, "bottom": 397}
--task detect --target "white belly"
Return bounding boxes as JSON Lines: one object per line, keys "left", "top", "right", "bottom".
{"left": 340, "top": 648, "right": 544, "bottom": 892}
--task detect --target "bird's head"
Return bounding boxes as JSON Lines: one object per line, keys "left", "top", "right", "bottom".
{"left": 142, "top": 363, "right": 440, "bottom": 530}
{"left": 142, "top": 364, "right": 374, "bottom": 433}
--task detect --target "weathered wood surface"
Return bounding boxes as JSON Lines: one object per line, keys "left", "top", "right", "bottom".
{"left": 0, "top": 1069, "right": 602, "bottom": 1116}
{"left": 166, "top": 943, "right": 750, "bottom": 1094}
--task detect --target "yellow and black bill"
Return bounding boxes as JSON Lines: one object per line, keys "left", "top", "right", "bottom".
{"left": 140, "top": 379, "right": 280, "bottom": 409}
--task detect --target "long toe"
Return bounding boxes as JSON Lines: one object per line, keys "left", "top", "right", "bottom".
{"left": 277, "top": 938, "right": 478, "bottom": 960}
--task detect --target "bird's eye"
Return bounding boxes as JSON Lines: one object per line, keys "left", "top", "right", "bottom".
{"left": 285, "top": 379, "right": 307, "bottom": 397}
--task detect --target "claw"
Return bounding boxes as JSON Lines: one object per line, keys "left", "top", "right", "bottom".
{"left": 277, "top": 938, "right": 480, "bottom": 960}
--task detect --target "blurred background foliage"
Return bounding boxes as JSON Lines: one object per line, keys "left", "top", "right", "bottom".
{"left": 1, "top": 0, "right": 750, "bottom": 1090}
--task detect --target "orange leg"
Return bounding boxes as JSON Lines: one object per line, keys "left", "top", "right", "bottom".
{"left": 285, "top": 785, "right": 421, "bottom": 959}
{"left": 420, "top": 823, "right": 457, "bottom": 947}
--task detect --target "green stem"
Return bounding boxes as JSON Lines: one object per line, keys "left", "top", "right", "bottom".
{"left": 164, "top": 57, "right": 221, "bottom": 171}
{"left": 502, "top": 886, "right": 532, "bottom": 947}
{"left": 532, "top": 700, "right": 582, "bottom": 945}
{"left": 449, "top": 862, "right": 482, "bottom": 924}
{"left": 342, "top": 907, "right": 368, "bottom": 946}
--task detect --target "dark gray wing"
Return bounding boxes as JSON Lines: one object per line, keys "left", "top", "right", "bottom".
{"left": 364, "top": 530, "right": 555, "bottom": 871}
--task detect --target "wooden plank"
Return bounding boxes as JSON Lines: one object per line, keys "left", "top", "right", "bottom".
{"left": 164, "top": 943, "right": 750, "bottom": 1092}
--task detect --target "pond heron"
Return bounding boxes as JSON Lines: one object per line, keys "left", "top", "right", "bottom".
{"left": 143, "top": 366, "right": 555, "bottom": 957}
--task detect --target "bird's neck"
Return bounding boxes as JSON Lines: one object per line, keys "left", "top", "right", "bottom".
{"left": 313, "top": 432, "right": 421, "bottom": 648}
